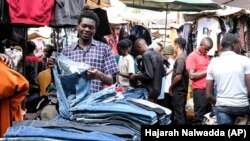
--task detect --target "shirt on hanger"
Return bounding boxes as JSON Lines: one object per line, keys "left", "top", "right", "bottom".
{"left": 196, "top": 17, "right": 221, "bottom": 56}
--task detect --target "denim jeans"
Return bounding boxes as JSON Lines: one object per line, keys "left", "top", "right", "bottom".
{"left": 79, "top": 86, "right": 148, "bottom": 105}
{"left": 71, "top": 101, "right": 158, "bottom": 124}
{"left": 78, "top": 86, "right": 116, "bottom": 105}
{"left": 1, "top": 137, "right": 63, "bottom": 141}
{"left": 127, "top": 99, "right": 172, "bottom": 125}
{"left": 4, "top": 126, "right": 125, "bottom": 141}
{"left": 12, "top": 120, "right": 138, "bottom": 140}
{"left": 122, "top": 88, "right": 148, "bottom": 100}
{"left": 215, "top": 106, "right": 249, "bottom": 125}
{"left": 73, "top": 113, "right": 152, "bottom": 125}
{"left": 53, "top": 54, "right": 90, "bottom": 119}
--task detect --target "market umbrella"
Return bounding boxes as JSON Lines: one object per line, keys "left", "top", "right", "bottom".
{"left": 212, "top": 0, "right": 250, "bottom": 9}
{"left": 120, "top": 0, "right": 221, "bottom": 43}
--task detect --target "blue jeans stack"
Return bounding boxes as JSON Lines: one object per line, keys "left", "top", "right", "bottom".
{"left": 4, "top": 54, "right": 172, "bottom": 141}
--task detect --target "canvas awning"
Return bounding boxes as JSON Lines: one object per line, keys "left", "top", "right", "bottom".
{"left": 212, "top": 0, "right": 250, "bottom": 9}
{"left": 184, "top": 6, "right": 250, "bottom": 22}
{"left": 120, "top": 0, "right": 221, "bottom": 12}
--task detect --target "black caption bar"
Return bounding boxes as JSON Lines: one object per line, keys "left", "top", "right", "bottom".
{"left": 141, "top": 125, "right": 250, "bottom": 140}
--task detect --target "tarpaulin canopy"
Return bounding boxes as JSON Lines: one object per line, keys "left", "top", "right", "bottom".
{"left": 212, "top": 0, "right": 250, "bottom": 9}
{"left": 120, "top": 0, "right": 221, "bottom": 12}
{"left": 120, "top": 0, "right": 221, "bottom": 44}
{"left": 184, "top": 7, "right": 250, "bottom": 22}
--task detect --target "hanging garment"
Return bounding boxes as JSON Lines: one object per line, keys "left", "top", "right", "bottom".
{"left": 0, "top": 0, "right": 10, "bottom": 24}
{"left": 7, "top": 0, "right": 54, "bottom": 26}
{"left": 50, "top": 0, "right": 84, "bottom": 27}
{"left": 196, "top": 17, "right": 221, "bottom": 56}
{"left": 129, "top": 25, "right": 152, "bottom": 57}
{"left": 182, "top": 23, "right": 192, "bottom": 54}
{"left": 93, "top": 8, "right": 111, "bottom": 42}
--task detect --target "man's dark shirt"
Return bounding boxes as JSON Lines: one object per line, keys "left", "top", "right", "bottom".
{"left": 172, "top": 52, "right": 189, "bottom": 93}
{"left": 137, "top": 49, "right": 166, "bottom": 99}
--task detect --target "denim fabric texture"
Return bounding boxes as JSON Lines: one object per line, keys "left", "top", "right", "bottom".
{"left": 4, "top": 53, "right": 171, "bottom": 141}
{"left": 4, "top": 126, "right": 125, "bottom": 141}
{"left": 52, "top": 53, "right": 90, "bottom": 119}
{"left": 215, "top": 106, "right": 249, "bottom": 125}
{"left": 11, "top": 120, "right": 138, "bottom": 140}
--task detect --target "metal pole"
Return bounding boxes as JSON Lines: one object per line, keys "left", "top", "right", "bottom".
{"left": 164, "top": 4, "right": 168, "bottom": 46}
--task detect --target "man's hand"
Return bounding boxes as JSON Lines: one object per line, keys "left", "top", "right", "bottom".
{"left": 86, "top": 67, "right": 99, "bottom": 80}
{"left": 47, "top": 56, "right": 56, "bottom": 68}
{"left": 86, "top": 67, "right": 113, "bottom": 85}
{"left": 0, "top": 53, "right": 13, "bottom": 68}
{"left": 168, "top": 89, "right": 173, "bottom": 97}
{"left": 129, "top": 74, "right": 137, "bottom": 81}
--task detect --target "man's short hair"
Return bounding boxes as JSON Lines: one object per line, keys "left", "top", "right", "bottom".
{"left": 174, "top": 37, "right": 186, "bottom": 49}
{"left": 78, "top": 10, "right": 99, "bottom": 28}
{"left": 202, "top": 37, "right": 213, "bottom": 48}
{"left": 221, "top": 33, "right": 238, "bottom": 48}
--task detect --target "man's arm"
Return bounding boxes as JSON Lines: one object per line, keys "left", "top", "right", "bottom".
{"left": 98, "top": 71, "right": 113, "bottom": 85}
{"left": 169, "top": 74, "right": 182, "bottom": 93}
{"left": 169, "top": 56, "right": 185, "bottom": 96}
{"left": 245, "top": 74, "right": 250, "bottom": 98}
{"left": 86, "top": 68, "right": 113, "bottom": 85}
{"left": 136, "top": 54, "right": 154, "bottom": 81}
{"left": 205, "top": 80, "right": 216, "bottom": 105}
{"left": 119, "top": 72, "right": 132, "bottom": 79}
{"left": 188, "top": 69, "right": 207, "bottom": 80}
{"left": 119, "top": 56, "right": 135, "bottom": 79}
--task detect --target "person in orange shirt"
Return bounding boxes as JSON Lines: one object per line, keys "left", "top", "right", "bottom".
{"left": 0, "top": 53, "right": 29, "bottom": 137}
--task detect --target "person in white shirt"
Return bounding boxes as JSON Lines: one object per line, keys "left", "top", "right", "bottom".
{"left": 158, "top": 46, "right": 176, "bottom": 108}
{"left": 116, "top": 40, "right": 135, "bottom": 88}
{"left": 206, "top": 33, "right": 250, "bottom": 125}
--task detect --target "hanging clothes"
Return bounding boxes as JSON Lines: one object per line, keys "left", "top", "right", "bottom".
{"left": 237, "top": 16, "right": 250, "bottom": 54}
{"left": 129, "top": 25, "right": 152, "bottom": 57}
{"left": 0, "top": 0, "right": 10, "bottom": 24}
{"left": 196, "top": 17, "right": 221, "bottom": 56}
{"left": 50, "top": 0, "right": 84, "bottom": 27}
{"left": 93, "top": 8, "right": 111, "bottom": 43}
{"left": 182, "top": 23, "right": 192, "bottom": 54}
{"left": 7, "top": 0, "right": 54, "bottom": 26}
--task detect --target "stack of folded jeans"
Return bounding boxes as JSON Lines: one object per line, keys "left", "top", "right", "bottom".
{"left": 4, "top": 54, "right": 172, "bottom": 141}
{"left": 52, "top": 54, "right": 171, "bottom": 136}
{"left": 4, "top": 125, "right": 125, "bottom": 141}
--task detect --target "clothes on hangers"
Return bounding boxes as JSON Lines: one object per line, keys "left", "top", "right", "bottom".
{"left": 50, "top": 0, "right": 84, "bottom": 27}
{"left": 7, "top": 0, "right": 54, "bottom": 26}
{"left": 196, "top": 16, "right": 221, "bottom": 56}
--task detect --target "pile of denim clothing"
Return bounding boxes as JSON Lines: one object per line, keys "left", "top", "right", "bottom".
{"left": 4, "top": 54, "right": 172, "bottom": 141}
